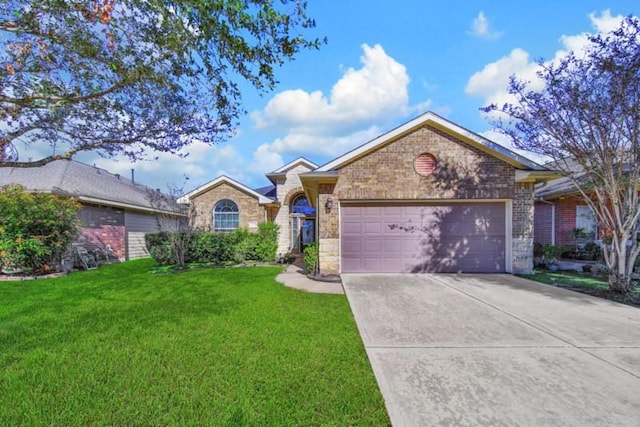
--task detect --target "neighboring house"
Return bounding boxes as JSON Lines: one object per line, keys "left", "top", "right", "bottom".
{"left": 181, "top": 112, "right": 556, "bottom": 274}
{"left": 534, "top": 175, "right": 640, "bottom": 247}
{"left": 0, "top": 160, "right": 183, "bottom": 262}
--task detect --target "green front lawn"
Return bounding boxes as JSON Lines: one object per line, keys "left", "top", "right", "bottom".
{"left": 0, "top": 260, "right": 389, "bottom": 426}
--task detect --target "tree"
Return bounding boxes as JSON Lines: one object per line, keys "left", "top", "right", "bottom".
{"left": 0, "top": 184, "right": 79, "bottom": 274}
{"left": 483, "top": 16, "right": 640, "bottom": 292}
{"left": 0, "top": 0, "right": 322, "bottom": 164}
{"left": 146, "top": 184, "right": 192, "bottom": 268}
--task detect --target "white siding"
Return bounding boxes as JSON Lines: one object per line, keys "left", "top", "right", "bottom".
{"left": 125, "top": 211, "right": 160, "bottom": 260}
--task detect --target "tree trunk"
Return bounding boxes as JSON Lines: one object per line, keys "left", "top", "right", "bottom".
{"left": 608, "top": 273, "right": 631, "bottom": 293}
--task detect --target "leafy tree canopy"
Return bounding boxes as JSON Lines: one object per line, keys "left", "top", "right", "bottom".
{"left": 0, "top": 0, "right": 323, "bottom": 164}
{"left": 484, "top": 15, "right": 640, "bottom": 292}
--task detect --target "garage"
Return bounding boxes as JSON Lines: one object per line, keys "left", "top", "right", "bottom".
{"left": 341, "top": 202, "right": 506, "bottom": 273}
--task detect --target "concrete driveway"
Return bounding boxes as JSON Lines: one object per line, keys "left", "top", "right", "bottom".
{"left": 341, "top": 274, "right": 640, "bottom": 426}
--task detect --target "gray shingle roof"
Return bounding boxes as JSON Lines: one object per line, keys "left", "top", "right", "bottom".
{"left": 0, "top": 160, "right": 169, "bottom": 212}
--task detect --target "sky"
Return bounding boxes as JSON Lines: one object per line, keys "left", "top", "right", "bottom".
{"left": 66, "top": 1, "right": 638, "bottom": 192}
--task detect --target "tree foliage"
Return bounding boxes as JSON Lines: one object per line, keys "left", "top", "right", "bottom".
{"left": 0, "top": 0, "right": 323, "bottom": 164}
{"left": 0, "top": 184, "right": 79, "bottom": 274}
{"left": 483, "top": 16, "right": 640, "bottom": 292}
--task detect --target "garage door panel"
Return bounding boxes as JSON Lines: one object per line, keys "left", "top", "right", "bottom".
{"left": 341, "top": 203, "right": 506, "bottom": 273}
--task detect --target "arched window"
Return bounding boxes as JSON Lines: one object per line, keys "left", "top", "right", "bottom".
{"left": 291, "top": 195, "right": 315, "bottom": 215}
{"left": 213, "top": 199, "right": 239, "bottom": 232}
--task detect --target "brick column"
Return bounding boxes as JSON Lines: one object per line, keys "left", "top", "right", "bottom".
{"left": 512, "top": 182, "right": 535, "bottom": 273}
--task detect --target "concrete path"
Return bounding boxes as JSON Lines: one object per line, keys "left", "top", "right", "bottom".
{"left": 342, "top": 274, "right": 640, "bottom": 426}
{"left": 276, "top": 264, "right": 344, "bottom": 295}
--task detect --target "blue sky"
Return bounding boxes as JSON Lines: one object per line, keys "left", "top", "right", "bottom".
{"left": 74, "top": 1, "right": 636, "bottom": 192}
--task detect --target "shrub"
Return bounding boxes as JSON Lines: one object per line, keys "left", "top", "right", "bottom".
{"left": 190, "top": 232, "right": 236, "bottom": 264}
{"left": 303, "top": 242, "right": 319, "bottom": 276}
{"left": 234, "top": 233, "right": 261, "bottom": 263}
{"left": 255, "top": 222, "right": 279, "bottom": 262}
{"left": 145, "top": 232, "right": 174, "bottom": 265}
{"left": 146, "top": 221, "right": 280, "bottom": 266}
{"left": 0, "top": 185, "right": 79, "bottom": 274}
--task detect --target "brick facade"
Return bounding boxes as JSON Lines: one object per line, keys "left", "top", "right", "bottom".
{"left": 534, "top": 202, "right": 554, "bottom": 245}
{"left": 76, "top": 204, "right": 126, "bottom": 261}
{"left": 189, "top": 182, "right": 266, "bottom": 232}
{"left": 318, "top": 183, "right": 339, "bottom": 272}
{"left": 534, "top": 197, "right": 589, "bottom": 246}
{"left": 333, "top": 125, "right": 515, "bottom": 200}
{"left": 317, "top": 124, "right": 535, "bottom": 274}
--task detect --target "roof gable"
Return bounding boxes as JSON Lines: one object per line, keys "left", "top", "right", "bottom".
{"left": 178, "top": 175, "right": 273, "bottom": 204}
{"left": 315, "top": 112, "right": 547, "bottom": 172}
{"left": 270, "top": 157, "right": 318, "bottom": 174}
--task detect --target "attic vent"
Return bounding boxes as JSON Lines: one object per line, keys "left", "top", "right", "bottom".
{"left": 414, "top": 153, "right": 437, "bottom": 176}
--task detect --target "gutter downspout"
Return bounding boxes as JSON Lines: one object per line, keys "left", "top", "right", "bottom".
{"left": 537, "top": 198, "right": 556, "bottom": 246}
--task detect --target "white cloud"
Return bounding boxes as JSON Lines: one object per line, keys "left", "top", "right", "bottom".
{"left": 465, "top": 10, "right": 624, "bottom": 116}
{"left": 252, "top": 44, "right": 411, "bottom": 135}
{"left": 251, "top": 43, "right": 434, "bottom": 160}
{"left": 75, "top": 140, "right": 253, "bottom": 193}
{"left": 469, "top": 12, "right": 503, "bottom": 40}
{"left": 465, "top": 48, "right": 543, "bottom": 115}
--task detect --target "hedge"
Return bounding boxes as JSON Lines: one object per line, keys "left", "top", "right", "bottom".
{"left": 145, "top": 222, "right": 280, "bottom": 266}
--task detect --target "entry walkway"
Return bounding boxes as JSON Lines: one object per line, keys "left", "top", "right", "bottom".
{"left": 342, "top": 273, "right": 640, "bottom": 426}
{"left": 276, "top": 263, "right": 344, "bottom": 295}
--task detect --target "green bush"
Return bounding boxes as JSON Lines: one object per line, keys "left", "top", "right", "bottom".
{"left": 146, "top": 222, "right": 280, "bottom": 266}
{"left": 303, "top": 242, "right": 319, "bottom": 276}
{"left": 0, "top": 185, "right": 79, "bottom": 274}
{"left": 144, "top": 232, "right": 174, "bottom": 265}
{"left": 191, "top": 232, "right": 236, "bottom": 264}
{"left": 256, "top": 222, "right": 279, "bottom": 262}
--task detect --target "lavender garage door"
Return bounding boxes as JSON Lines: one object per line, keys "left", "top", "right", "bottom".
{"left": 341, "top": 203, "right": 506, "bottom": 273}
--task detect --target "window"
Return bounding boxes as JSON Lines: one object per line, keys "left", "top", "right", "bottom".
{"left": 291, "top": 195, "right": 315, "bottom": 215}
{"left": 213, "top": 199, "right": 239, "bottom": 232}
{"left": 576, "top": 205, "right": 597, "bottom": 240}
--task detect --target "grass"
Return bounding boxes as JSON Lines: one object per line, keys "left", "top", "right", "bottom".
{"left": 523, "top": 270, "right": 640, "bottom": 306}
{"left": 0, "top": 259, "right": 389, "bottom": 426}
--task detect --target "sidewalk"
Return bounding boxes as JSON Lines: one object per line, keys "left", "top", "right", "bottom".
{"left": 276, "top": 263, "right": 345, "bottom": 295}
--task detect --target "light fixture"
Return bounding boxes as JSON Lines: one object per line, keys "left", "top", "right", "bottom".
{"left": 325, "top": 197, "right": 334, "bottom": 213}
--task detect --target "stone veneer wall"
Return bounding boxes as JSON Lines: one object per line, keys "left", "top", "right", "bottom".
{"left": 273, "top": 164, "right": 315, "bottom": 256}
{"left": 317, "top": 183, "right": 339, "bottom": 272}
{"left": 512, "top": 182, "right": 535, "bottom": 274}
{"left": 316, "top": 124, "right": 536, "bottom": 274}
{"left": 189, "top": 183, "right": 265, "bottom": 232}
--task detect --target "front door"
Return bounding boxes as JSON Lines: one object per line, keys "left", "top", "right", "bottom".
{"left": 291, "top": 216, "right": 315, "bottom": 253}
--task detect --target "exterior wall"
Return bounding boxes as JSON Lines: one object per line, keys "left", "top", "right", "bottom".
{"left": 333, "top": 125, "right": 516, "bottom": 200}
{"left": 318, "top": 124, "right": 535, "bottom": 274}
{"left": 76, "top": 204, "right": 126, "bottom": 261}
{"left": 272, "top": 164, "right": 315, "bottom": 256}
{"left": 189, "top": 183, "right": 265, "bottom": 232}
{"left": 512, "top": 183, "right": 535, "bottom": 274}
{"left": 125, "top": 211, "right": 161, "bottom": 260}
{"left": 318, "top": 183, "right": 339, "bottom": 272}
{"left": 534, "top": 202, "right": 554, "bottom": 245}
{"left": 555, "top": 197, "right": 582, "bottom": 246}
